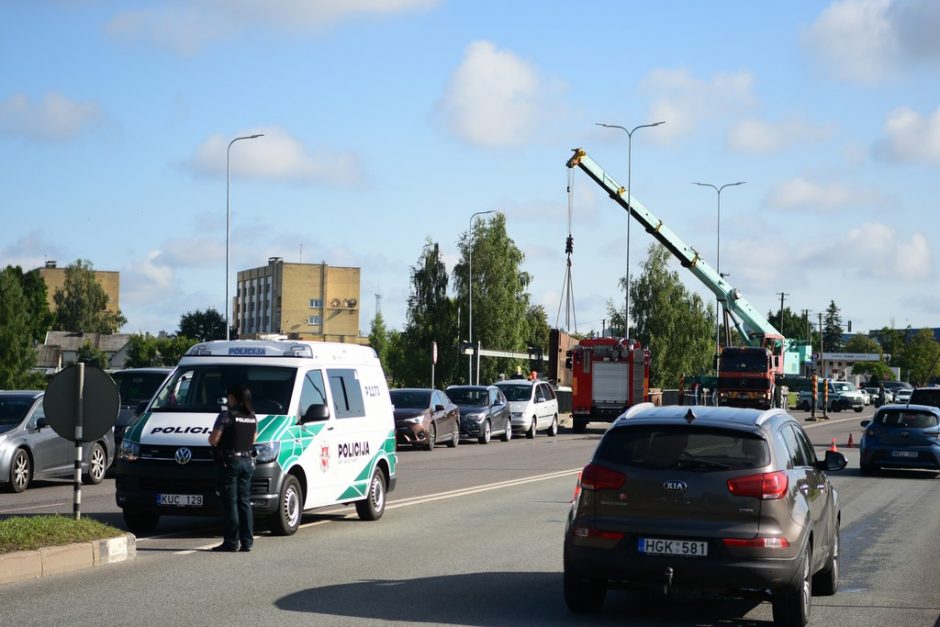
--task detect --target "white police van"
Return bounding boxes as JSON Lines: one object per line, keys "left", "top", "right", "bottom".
{"left": 114, "top": 339, "right": 397, "bottom": 536}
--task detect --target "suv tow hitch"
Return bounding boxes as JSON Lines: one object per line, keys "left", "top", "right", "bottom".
{"left": 663, "top": 567, "right": 674, "bottom": 595}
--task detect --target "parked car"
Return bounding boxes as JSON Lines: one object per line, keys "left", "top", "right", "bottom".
{"left": 858, "top": 388, "right": 871, "bottom": 406}
{"left": 893, "top": 388, "right": 913, "bottom": 404}
{"left": 446, "top": 385, "right": 511, "bottom": 444}
{"left": 797, "top": 381, "right": 864, "bottom": 412}
{"left": 0, "top": 391, "right": 115, "bottom": 493}
{"left": 860, "top": 404, "right": 940, "bottom": 473}
{"left": 390, "top": 388, "right": 460, "bottom": 450}
{"left": 111, "top": 367, "right": 173, "bottom": 447}
{"left": 863, "top": 387, "right": 893, "bottom": 406}
{"left": 564, "top": 404, "right": 847, "bottom": 626}
{"left": 909, "top": 388, "right": 940, "bottom": 410}
{"left": 495, "top": 380, "right": 560, "bottom": 438}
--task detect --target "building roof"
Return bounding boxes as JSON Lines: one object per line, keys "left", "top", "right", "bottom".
{"left": 34, "top": 344, "right": 62, "bottom": 368}
{"left": 43, "top": 331, "right": 132, "bottom": 353}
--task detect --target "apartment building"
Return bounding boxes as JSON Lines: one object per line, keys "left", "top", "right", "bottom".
{"left": 235, "top": 257, "right": 363, "bottom": 343}
{"left": 33, "top": 260, "right": 120, "bottom": 314}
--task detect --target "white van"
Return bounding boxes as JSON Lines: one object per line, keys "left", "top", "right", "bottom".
{"left": 114, "top": 340, "right": 397, "bottom": 536}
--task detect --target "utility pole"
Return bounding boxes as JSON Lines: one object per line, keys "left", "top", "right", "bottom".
{"left": 777, "top": 292, "right": 789, "bottom": 333}
{"left": 818, "top": 312, "right": 824, "bottom": 378}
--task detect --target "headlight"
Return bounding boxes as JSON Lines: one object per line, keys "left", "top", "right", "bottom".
{"left": 510, "top": 412, "right": 522, "bottom": 419}
{"left": 253, "top": 441, "right": 281, "bottom": 463}
{"left": 403, "top": 415, "right": 426, "bottom": 425}
{"left": 464, "top": 412, "right": 485, "bottom": 422}
{"left": 119, "top": 440, "right": 140, "bottom": 462}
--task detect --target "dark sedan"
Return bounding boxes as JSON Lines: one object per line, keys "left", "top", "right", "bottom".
{"left": 446, "top": 385, "right": 512, "bottom": 444}
{"left": 390, "top": 388, "right": 460, "bottom": 451}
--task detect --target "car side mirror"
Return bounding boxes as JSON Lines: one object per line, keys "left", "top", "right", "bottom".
{"left": 860, "top": 420, "right": 870, "bottom": 428}
{"left": 135, "top": 401, "right": 149, "bottom": 416}
{"left": 434, "top": 404, "right": 446, "bottom": 412}
{"left": 36, "top": 417, "right": 49, "bottom": 430}
{"left": 818, "top": 450, "right": 847, "bottom": 472}
{"left": 301, "top": 404, "right": 330, "bottom": 423}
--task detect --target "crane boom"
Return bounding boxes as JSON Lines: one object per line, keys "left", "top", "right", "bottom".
{"left": 566, "top": 148, "right": 782, "bottom": 347}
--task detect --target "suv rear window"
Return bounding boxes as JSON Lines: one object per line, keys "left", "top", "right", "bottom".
{"left": 909, "top": 389, "right": 940, "bottom": 409}
{"left": 595, "top": 426, "right": 770, "bottom": 471}
{"left": 874, "top": 409, "right": 939, "bottom": 429}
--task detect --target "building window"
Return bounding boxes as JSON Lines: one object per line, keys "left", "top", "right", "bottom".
{"left": 307, "top": 315, "right": 322, "bottom": 326}
{"left": 309, "top": 298, "right": 322, "bottom": 309}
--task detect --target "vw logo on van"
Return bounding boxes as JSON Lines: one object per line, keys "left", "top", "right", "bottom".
{"left": 663, "top": 480, "right": 687, "bottom": 493}
{"left": 175, "top": 447, "right": 193, "bottom": 465}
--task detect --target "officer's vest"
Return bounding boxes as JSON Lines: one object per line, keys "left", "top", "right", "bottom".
{"left": 220, "top": 410, "right": 257, "bottom": 453}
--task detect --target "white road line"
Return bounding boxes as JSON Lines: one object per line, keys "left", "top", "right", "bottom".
{"left": 2, "top": 502, "right": 67, "bottom": 513}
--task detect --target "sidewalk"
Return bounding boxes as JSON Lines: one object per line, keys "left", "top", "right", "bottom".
{"left": 0, "top": 533, "right": 137, "bottom": 586}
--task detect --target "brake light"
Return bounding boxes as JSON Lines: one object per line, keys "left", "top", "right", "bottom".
{"left": 573, "top": 526, "right": 625, "bottom": 541}
{"left": 580, "top": 463, "right": 626, "bottom": 491}
{"left": 723, "top": 536, "right": 789, "bottom": 549}
{"left": 727, "top": 471, "right": 788, "bottom": 500}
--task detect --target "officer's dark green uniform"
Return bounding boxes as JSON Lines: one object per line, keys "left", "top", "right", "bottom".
{"left": 212, "top": 403, "right": 257, "bottom": 552}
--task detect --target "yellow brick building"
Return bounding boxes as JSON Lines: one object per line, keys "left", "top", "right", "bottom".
{"left": 235, "top": 258, "right": 364, "bottom": 343}
{"left": 33, "top": 261, "right": 121, "bottom": 315}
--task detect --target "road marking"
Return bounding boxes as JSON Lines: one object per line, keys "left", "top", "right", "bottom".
{"left": 166, "top": 468, "right": 583, "bottom": 554}
{"left": 2, "top": 502, "right": 67, "bottom": 513}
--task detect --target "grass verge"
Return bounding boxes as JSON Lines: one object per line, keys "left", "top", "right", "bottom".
{"left": 0, "top": 515, "right": 123, "bottom": 554}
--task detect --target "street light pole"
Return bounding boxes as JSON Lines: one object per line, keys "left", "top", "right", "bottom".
{"left": 226, "top": 133, "right": 264, "bottom": 341}
{"left": 596, "top": 121, "right": 665, "bottom": 338}
{"left": 692, "top": 180, "right": 746, "bottom": 365}
{"left": 468, "top": 210, "right": 495, "bottom": 384}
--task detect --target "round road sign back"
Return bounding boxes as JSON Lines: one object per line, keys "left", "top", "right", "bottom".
{"left": 43, "top": 365, "right": 120, "bottom": 442}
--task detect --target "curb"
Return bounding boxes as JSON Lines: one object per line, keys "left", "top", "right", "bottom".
{"left": 0, "top": 533, "right": 136, "bottom": 586}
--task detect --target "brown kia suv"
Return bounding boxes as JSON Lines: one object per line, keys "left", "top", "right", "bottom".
{"left": 563, "top": 404, "right": 847, "bottom": 627}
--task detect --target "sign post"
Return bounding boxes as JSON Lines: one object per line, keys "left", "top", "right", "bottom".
{"left": 44, "top": 364, "right": 119, "bottom": 520}
{"left": 431, "top": 341, "right": 438, "bottom": 389}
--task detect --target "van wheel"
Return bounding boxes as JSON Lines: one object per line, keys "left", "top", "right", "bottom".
{"left": 772, "top": 547, "right": 812, "bottom": 627}
{"left": 356, "top": 469, "right": 387, "bottom": 521}
{"left": 447, "top": 422, "right": 459, "bottom": 448}
{"left": 564, "top": 568, "right": 606, "bottom": 613}
{"left": 83, "top": 442, "right": 107, "bottom": 485}
{"left": 526, "top": 418, "right": 537, "bottom": 439}
{"left": 424, "top": 424, "right": 436, "bottom": 451}
{"left": 7, "top": 448, "right": 31, "bottom": 493}
{"left": 123, "top": 507, "right": 159, "bottom": 534}
{"left": 813, "top": 526, "right": 839, "bottom": 595}
{"left": 548, "top": 415, "right": 559, "bottom": 437}
{"left": 573, "top": 419, "right": 588, "bottom": 434}
{"left": 478, "top": 420, "right": 491, "bottom": 444}
{"left": 271, "top": 475, "right": 303, "bottom": 536}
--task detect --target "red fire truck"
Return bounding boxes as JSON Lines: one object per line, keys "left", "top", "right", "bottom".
{"left": 568, "top": 337, "right": 650, "bottom": 433}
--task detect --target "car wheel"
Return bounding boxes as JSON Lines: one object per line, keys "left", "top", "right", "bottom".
{"left": 123, "top": 507, "right": 160, "bottom": 534}
{"left": 813, "top": 525, "right": 839, "bottom": 595}
{"left": 563, "top": 568, "right": 606, "bottom": 613}
{"left": 526, "top": 417, "right": 537, "bottom": 439}
{"left": 548, "top": 414, "right": 559, "bottom": 437}
{"left": 424, "top": 424, "right": 436, "bottom": 451}
{"left": 478, "top": 420, "right": 491, "bottom": 445}
{"left": 800, "top": 400, "right": 810, "bottom": 411}
{"left": 271, "top": 474, "right": 303, "bottom": 536}
{"left": 854, "top": 407, "right": 863, "bottom": 413}
{"left": 771, "top": 546, "right": 812, "bottom": 627}
{"left": 83, "top": 442, "right": 107, "bottom": 485}
{"left": 859, "top": 462, "right": 877, "bottom": 475}
{"left": 447, "top": 421, "right": 459, "bottom": 448}
{"left": 356, "top": 468, "right": 387, "bottom": 521}
{"left": 500, "top": 417, "right": 512, "bottom": 442}
{"left": 573, "top": 418, "right": 588, "bottom": 434}
{"left": 7, "top": 448, "right": 32, "bottom": 493}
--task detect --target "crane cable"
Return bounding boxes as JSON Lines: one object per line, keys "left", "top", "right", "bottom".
{"left": 555, "top": 168, "right": 577, "bottom": 332}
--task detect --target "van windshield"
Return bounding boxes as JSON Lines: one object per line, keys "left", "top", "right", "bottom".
{"left": 151, "top": 365, "right": 296, "bottom": 415}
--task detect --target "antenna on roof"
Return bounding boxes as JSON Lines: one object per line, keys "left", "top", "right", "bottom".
{"left": 684, "top": 408, "right": 697, "bottom": 424}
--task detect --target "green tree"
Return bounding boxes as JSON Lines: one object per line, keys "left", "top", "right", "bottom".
{"left": 627, "top": 243, "right": 715, "bottom": 389}
{"left": 125, "top": 334, "right": 196, "bottom": 368}
{"left": 368, "top": 311, "right": 391, "bottom": 376}
{"left": 0, "top": 268, "right": 45, "bottom": 388}
{"left": 178, "top": 308, "right": 226, "bottom": 342}
{"left": 453, "top": 213, "right": 531, "bottom": 384}
{"left": 2, "top": 266, "right": 53, "bottom": 343}
{"left": 850, "top": 361, "right": 894, "bottom": 385}
{"left": 525, "top": 304, "right": 551, "bottom": 376}
{"left": 73, "top": 341, "right": 110, "bottom": 368}
{"left": 874, "top": 326, "right": 905, "bottom": 362}
{"left": 399, "top": 240, "right": 459, "bottom": 387}
{"left": 844, "top": 334, "right": 882, "bottom": 355}
{"left": 895, "top": 329, "right": 940, "bottom": 385}
{"left": 821, "top": 300, "right": 844, "bottom": 353}
{"left": 52, "top": 259, "right": 127, "bottom": 333}
{"left": 767, "top": 306, "right": 810, "bottom": 341}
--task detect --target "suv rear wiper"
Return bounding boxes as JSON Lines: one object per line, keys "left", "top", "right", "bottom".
{"left": 676, "top": 456, "right": 732, "bottom": 471}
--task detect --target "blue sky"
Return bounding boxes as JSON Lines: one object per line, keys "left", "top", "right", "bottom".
{"left": 2, "top": 0, "right": 938, "bottom": 339}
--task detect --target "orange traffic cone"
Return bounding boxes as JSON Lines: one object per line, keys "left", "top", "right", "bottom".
{"left": 829, "top": 438, "right": 838, "bottom": 453}
{"left": 847, "top": 433, "right": 855, "bottom": 448}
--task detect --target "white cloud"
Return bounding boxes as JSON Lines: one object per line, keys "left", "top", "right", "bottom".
{"left": 0, "top": 93, "right": 103, "bottom": 141}
{"left": 639, "top": 69, "right": 756, "bottom": 143}
{"left": 106, "top": 0, "right": 439, "bottom": 55}
{"left": 186, "top": 126, "right": 362, "bottom": 185}
{"left": 875, "top": 106, "right": 940, "bottom": 165}
{"left": 0, "top": 232, "right": 71, "bottom": 271}
{"left": 803, "top": 0, "right": 940, "bottom": 83}
{"left": 765, "top": 176, "right": 885, "bottom": 211}
{"left": 808, "top": 222, "right": 932, "bottom": 279}
{"left": 727, "top": 117, "right": 834, "bottom": 155}
{"left": 437, "top": 40, "right": 551, "bottom": 148}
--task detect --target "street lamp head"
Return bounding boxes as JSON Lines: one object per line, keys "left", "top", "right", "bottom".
{"left": 248, "top": 134, "right": 264, "bottom": 139}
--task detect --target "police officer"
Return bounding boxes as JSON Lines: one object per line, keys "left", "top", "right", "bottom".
{"left": 208, "top": 383, "right": 258, "bottom": 552}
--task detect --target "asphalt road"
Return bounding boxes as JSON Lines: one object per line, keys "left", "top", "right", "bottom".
{"left": 1, "top": 408, "right": 939, "bottom": 626}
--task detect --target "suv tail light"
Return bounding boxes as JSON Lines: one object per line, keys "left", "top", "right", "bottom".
{"left": 727, "top": 470, "right": 788, "bottom": 500}
{"left": 723, "top": 536, "right": 789, "bottom": 549}
{"left": 580, "top": 463, "right": 626, "bottom": 491}
{"left": 573, "top": 525, "right": 625, "bottom": 541}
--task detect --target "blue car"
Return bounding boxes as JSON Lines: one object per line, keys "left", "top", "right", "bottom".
{"left": 859, "top": 404, "right": 940, "bottom": 474}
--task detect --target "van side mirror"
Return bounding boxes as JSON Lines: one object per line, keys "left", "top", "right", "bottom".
{"left": 135, "top": 401, "right": 149, "bottom": 416}
{"left": 302, "top": 404, "right": 330, "bottom": 423}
